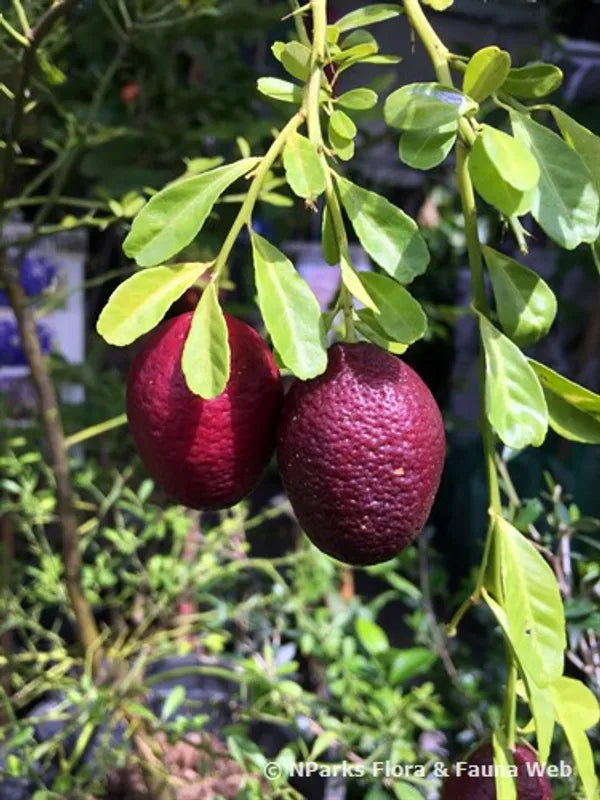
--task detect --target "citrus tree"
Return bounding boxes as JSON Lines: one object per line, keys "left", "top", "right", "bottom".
{"left": 1, "top": 0, "right": 600, "bottom": 798}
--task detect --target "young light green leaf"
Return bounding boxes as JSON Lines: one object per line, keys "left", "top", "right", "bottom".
{"left": 358, "top": 273, "right": 427, "bottom": 343}
{"left": 551, "top": 677, "right": 599, "bottom": 800}
{"left": 336, "top": 87, "right": 378, "bottom": 110}
{"left": 502, "top": 63, "right": 563, "bottom": 99}
{"left": 282, "top": 133, "right": 326, "bottom": 200}
{"left": 182, "top": 282, "right": 230, "bottom": 399}
{"left": 483, "top": 246, "right": 556, "bottom": 345}
{"left": 511, "top": 113, "right": 600, "bottom": 249}
{"left": 422, "top": 0, "right": 453, "bottom": 9}
{"left": 399, "top": 123, "right": 457, "bottom": 170}
{"left": 464, "top": 46, "right": 511, "bottom": 103}
{"left": 384, "top": 82, "right": 478, "bottom": 131}
{"left": 97, "top": 262, "right": 210, "bottom": 346}
{"left": 251, "top": 232, "right": 327, "bottom": 380}
{"left": 123, "top": 158, "right": 259, "bottom": 267}
{"left": 492, "top": 731, "right": 517, "bottom": 800}
{"left": 326, "top": 25, "right": 340, "bottom": 45}
{"left": 161, "top": 685, "right": 186, "bottom": 721}
{"left": 340, "top": 29, "right": 378, "bottom": 50}
{"left": 355, "top": 616, "right": 389, "bottom": 655}
{"left": 469, "top": 125, "right": 540, "bottom": 217}
{"left": 551, "top": 107, "right": 600, "bottom": 194}
{"left": 332, "top": 42, "right": 378, "bottom": 64}
{"left": 524, "top": 678, "right": 555, "bottom": 765}
{"left": 328, "top": 125, "right": 355, "bottom": 161}
{"left": 529, "top": 360, "right": 600, "bottom": 444}
{"left": 280, "top": 41, "right": 311, "bottom": 82}
{"left": 334, "top": 174, "right": 430, "bottom": 283}
{"left": 336, "top": 3, "right": 402, "bottom": 33}
{"left": 496, "top": 516, "right": 566, "bottom": 687}
{"left": 340, "top": 254, "right": 377, "bottom": 310}
{"left": 478, "top": 314, "right": 548, "bottom": 449}
{"left": 356, "top": 310, "right": 408, "bottom": 355}
{"left": 321, "top": 206, "right": 340, "bottom": 265}
{"left": 329, "top": 109, "right": 357, "bottom": 140}
{"left": 257, "top": 77, "right": 303, "bottom": 104}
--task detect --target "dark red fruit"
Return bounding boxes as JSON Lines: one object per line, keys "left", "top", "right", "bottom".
{"left": 277, "top": 342, "right": 445, "bottom": 565}
{"left": 127, "top": 312, "right": 283, "bottom": 509}
{"left": 442, "top": 744, "right": 553, "bottom": 800}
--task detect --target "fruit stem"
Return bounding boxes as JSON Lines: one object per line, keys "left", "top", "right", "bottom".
{"left": 213, "top": 111, "right": 305, "bottom": 280}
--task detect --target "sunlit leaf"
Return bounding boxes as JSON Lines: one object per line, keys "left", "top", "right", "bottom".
{"left": 399, "top": 122, "right": 456, "bottom": 170}
{"left": 463, "top": 46, "right": 511, "bottom": 102}
{"left": 336, "top": 3, "right": 402, "bottom": 33}
{"left": 181, "top": 282, "right": 230, "bottom": 399}
{"left": 502, "top": 63, "right": 563, "bottom": 99}
{"left": 358, "top": 273, "right": 427, "bottom": 343}
{"left": 384, "top": 83, "right": 477, "bottom": 131}
{"left": 282, "top": 133, "right": 326, "bottom": 200}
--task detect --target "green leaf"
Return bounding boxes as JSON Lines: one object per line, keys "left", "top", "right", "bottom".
{"left": 478, "top": 314, "right": 548, "bottom": 449}
{"left": 422, "top": 0, "right": 453, "bottom": 9}
{"left": 334, "top": 174, "right": 430, "bottom": 283}
{"left": 96, "top": 262, "right": 210, "bottom": 346}
{"left": 529, "top": 360, "right": 600, "bottom": 444}
{"left": 336, "top": 4, "right": 402, "bottom": 33}
{"left": 399, "top": 123, "right": 457, "bottom": 170}
{"left": 355, "top": 309, "right": 408, "bottom": 354}
{"left": 355, "top": 616, "right": 389, "bottom": 655}
{"left": 340, "top": 29, "right": 378, "bottom": 50}
{"left": 161, "top": 685, "right": 186, "bottom": 721}
{"left": 469, "top": 125, "right": 540, "bottom": 217}
{"left": 492, "top": 732, "right": 517, "bottom": 800}
{"left": 388, "top": 648, "right": 437, "bottom": 685}
{"left": 282, "top": 133, "right": 326, "bottom": 200}
{"left": 181, "top": 282, "right": 230, "bottom": 399}
{"left": 393, "top": 783, "right": 425, "bottom": 800}
{"left": 551, "top": 677, "right": 599, "bottom": 800}
{"left": 280, "top": 41, "right": 311, "bottom": 82}
{"left": 463, "top": 46, "right": 511, "bottom": 103}
{"left": 340, "top": 254, "right": 377, "bottom": 310}
{"left": 384, "top": 83, "right": 478, "bottom": 131}
{"left": 358, "top": 273, "right": 427, "bottom": 343}
{"left": 337, "top": 88, "right": 378, "bottom": 110}
{"left": 321, "top": 206, "right": 340, "bottom": 265}
{"left": 123, "top": 159, "right": 258, "bottom": 267}
{"left": 328, "top": 125, "right": 355, "bottom": 161}
{"left": 251, "top": 233, "right": 327, "bottom": 380}
{"left": 551, "top": 107, "right": 600, "bottom": 195}
{"left": 329, "top": 109, "right": 357, "bottom": 140}
{"left": 502, "top": 63, "right": 563, "bottom": 99}
{"left": 496, "top": 516, "right": 566, "bottom": 687}
{"left": 483, "top": 246, "right": 556, "bottom": 346}
{"left": 524, "top": 678, "right": 555, "bottom": 764}
{"left": 511, "top": 113, "right": 600, "bottom": 249}
{"left": 257, "top": 77, "right": 303, "bottom": 104}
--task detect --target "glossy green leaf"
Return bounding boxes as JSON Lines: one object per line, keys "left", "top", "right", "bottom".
{"left": 329, "top": 109, "right": 357, "bottom": 140}
{"left": 502, "top": 63, "right": 563, "bottom": 99}
{"left": 328, "top": 125, "right": 355, "bottom": 161}
{"left": 123, "top": 159, "right": 259, "bottom": 267}
{"left": 282, "top": 133, "right": 326, "bottom": 200}
{"left": 483, "top": 246, "right": 556, "bottom": 345}
{"left": 469, "top": 125, "right": 540, "bottom": 217}
{"left": 399, "top": 123, "right": 457, "bottom": 170}
{"left": 181, "top": 282, "right": 229, "bottom": 399}
{"left": 251, "top": 232, "right": 327, "bottom": 380}
{"left": 333, "top": 42, "right": 378, "bottom": 64}
{"left": 511, "top": 113, "right": 600, "bottom": 249}
{"left": 384, "top": 83, "right": 478, "bottom": 131}
{"left": 496, "top": 516, "right": 565, "bottom": 687}
{"left": 388, "top": 648, "right": 437, "bottom": 686}
{"left": 524, "top": 679, "right": 555, "bottom": 764}
{"left": 334, "top": 174, "right": 430, "bottom": 283}
{"left": 355, "top": 616, "right": 389, "bottom": 655}
{"left": 478, "top": 314, "right": 548, "bottom": 449}
{"left": 492, "top": 731, "right": 517, "bottom": 800}
{"left": 356, "top": 310, "right": 408, "bottom": 354}
{"left": 340, "top": 254, "right": 377, "bottom": 310}
{"left": 337, "top": 88, "right": 378, "bottom": 110}
{"left": 321, "top": 206, "right": 339, "bottom": 265}
{"left": 552, "top": 107, "right": 600, "bottom": 194}
{"left": 358, "top": 272, "right": 427, "bottom": 343}
{"left": 280, "top": 41, "right": 311, "bottom": 82}
{"left": 340, "top": 29, "right": 378, "bottom": 50}
{"left": 336, "top": 3, "right": 402, "bottom": 33}
{"left": 464, "top": 46, "right": 511, "bottom": 102}
{"left": 551, "top": 677, "right": 599, "bottom": 800}
{"left": 97, "top": 262, "right": 210, "bottom": 346}
{"left": 257, "top": 77, "right": 303, "bottom": 104}
{"left": 529, "top": 360, "right": 600, "bottom": 444}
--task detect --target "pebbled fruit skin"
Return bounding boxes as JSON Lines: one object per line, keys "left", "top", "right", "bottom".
{"left": 277, "top": 342, "right": 445, "bottom": 565}
{"left": 442, "top": 744, "right": 553, "bottom": 800}
{"left": 127, "top": 311, "right": 283, "bottom": 509}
